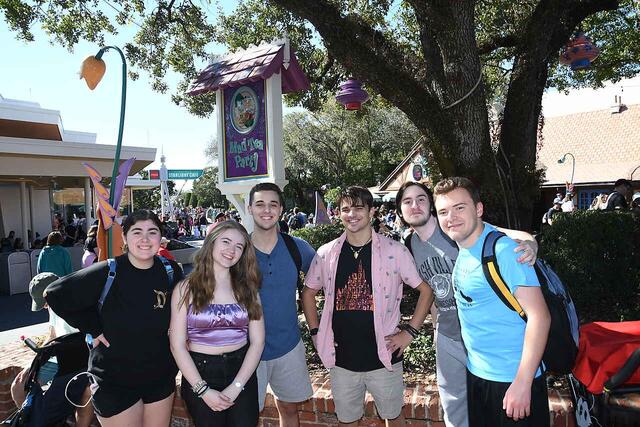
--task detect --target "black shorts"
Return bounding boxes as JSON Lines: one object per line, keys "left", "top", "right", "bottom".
{"left": 91, "top": 377, "right": 176, "bottom": 418}
{"left": 467, "top": 370, "right": 550, "bottom": 427}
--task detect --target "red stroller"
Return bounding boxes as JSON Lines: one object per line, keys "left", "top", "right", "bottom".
{"left": 570, "top": 321, "right": 640, "bottom": 427}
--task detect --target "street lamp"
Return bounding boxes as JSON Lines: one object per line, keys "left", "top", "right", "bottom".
{"left": 80, "top": 46, "right": 128, "bottom": 258}
{"left": 557, "top": 152, "right": 576, "bottom": 189}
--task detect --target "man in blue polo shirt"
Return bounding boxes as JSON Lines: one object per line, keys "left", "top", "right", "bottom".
{"left": 433, "top": 177, "right": 551, "bottom": 427}
{"left": 248, "top": 182, "right": 316, "bottom": 426}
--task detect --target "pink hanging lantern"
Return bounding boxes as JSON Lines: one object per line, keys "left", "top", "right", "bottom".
{"left": 559, "top": 32, "right": 600, "bottom": 71}
{"left": 336, "top": 79, "right": 369, "bottom": 110}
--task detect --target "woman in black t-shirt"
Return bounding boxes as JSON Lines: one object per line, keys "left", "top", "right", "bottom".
{"left": 45, "top": 210, "right": 184, "bottom": 426}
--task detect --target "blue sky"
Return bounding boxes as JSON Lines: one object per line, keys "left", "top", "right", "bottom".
{"left": 1, "top": 12, "right": 228, "bottom": 174}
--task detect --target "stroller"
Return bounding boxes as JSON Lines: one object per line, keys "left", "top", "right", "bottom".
{"left": 2, "top": 332, "right": 90, "bottom": 427}
{"left": 569, "top": 321, "right": 640, "bottom": 427}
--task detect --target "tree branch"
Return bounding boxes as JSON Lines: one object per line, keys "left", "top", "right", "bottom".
{"left": 269, "top": 0, "right": 439, "bottom": 116}
{"left": 477, "top": 34, "right": 518, "bottom": 55}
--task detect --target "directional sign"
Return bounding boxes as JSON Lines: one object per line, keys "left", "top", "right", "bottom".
{"left": 167, "top": 169, "right": 204, "bottom": 180}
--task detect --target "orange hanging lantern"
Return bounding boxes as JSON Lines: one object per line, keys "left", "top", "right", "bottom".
{"left": 80, "top": 55, "right": 107, "bottom": 90}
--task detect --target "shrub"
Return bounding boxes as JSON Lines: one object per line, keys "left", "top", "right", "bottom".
{"left": 403, "top": 330, "right": 436, "bottom": 374}
{"left": 540, "top": 210, "right": 640, "bottom": 323}
{"left": 291, "top": 223, "right": 344, "bottom": 250}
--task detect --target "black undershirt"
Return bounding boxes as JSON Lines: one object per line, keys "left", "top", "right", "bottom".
{"left": 332, "top": 241, "right": 401, "bottom": 372}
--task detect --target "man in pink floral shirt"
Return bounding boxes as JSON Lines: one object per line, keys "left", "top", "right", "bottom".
{"left": 302, "top": 186, "right": 433, "bottom": 426}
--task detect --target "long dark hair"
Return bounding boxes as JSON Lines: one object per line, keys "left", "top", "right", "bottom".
{"left": 181, "top": 221, "right": 262, "bottom": 320}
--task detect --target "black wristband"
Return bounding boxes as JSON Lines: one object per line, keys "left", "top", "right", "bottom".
{"left": 309, "top": 327, "right": 319, "bottom": 336}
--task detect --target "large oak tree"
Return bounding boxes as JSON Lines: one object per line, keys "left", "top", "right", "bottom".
{"left": 4, "top": 0, "right": 639, "bottom": 226}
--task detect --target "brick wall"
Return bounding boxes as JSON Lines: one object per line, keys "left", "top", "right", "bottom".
{"left": 0, "top": 340, "right": 575, "bottom": 426}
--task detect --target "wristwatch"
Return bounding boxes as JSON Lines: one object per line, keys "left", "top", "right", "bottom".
{"left": 309, "top": 327, "right": 319, "bottom": 336}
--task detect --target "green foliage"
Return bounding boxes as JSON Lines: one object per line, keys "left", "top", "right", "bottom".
{"left": 183, "top": 192, "right": 192, "bottom": 207}
{"left": 290, "top": 223, "right": 344, "bottom": 251}
{"left": 283, "top": 99, "right": 421, "bottom": 205}
{"left": 323, "top": 187, "right": 342, "bottom": 207}
{"left": 402, "top": 330, "right": 436, "bottom": 374}
{"left": 190, "top": 193, "right": 198, "bottom": 208}
{"left": 190, "top": 167, "right": 227, "bottom": 208}
{"left": 540, "top": 210, "right": 640, "bottom": 323}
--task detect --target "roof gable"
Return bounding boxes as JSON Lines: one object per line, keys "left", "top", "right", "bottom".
{"left": 187, "top": 39, "right": 310, "bottom": 96}
{"left": 538, "top": 103, "right": 640, "bottom": 186}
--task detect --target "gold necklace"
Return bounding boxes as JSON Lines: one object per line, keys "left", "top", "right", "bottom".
{"left": 348, "top": 238, "right": 372, "bottom": 259}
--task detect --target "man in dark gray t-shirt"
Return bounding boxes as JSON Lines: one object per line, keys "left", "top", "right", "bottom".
{"left": 396, "top": 182, "right": 538, "bottom": 427}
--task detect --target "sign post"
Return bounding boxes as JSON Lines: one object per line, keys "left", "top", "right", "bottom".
{"left": 187, "top": 38, "right": 309, "bottom": 231}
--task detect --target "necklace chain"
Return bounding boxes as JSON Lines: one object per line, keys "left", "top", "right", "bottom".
{"left": 348, "top": 238, "right": 372, "bottom": 259}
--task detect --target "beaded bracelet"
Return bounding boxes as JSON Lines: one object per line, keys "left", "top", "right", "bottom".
{"left": 399, "top": 323, "right": 419, "bottom": 339}
{"left": 192, "top": 379, "right": 207, "bottom": 394}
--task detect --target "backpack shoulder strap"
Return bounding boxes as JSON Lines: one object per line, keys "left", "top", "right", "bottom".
{"left": 404, "top": 231, "right": 414, "bottom": 255}
{"left": 157, "top": 255, "right": 175, "bottom": 288}
{"left": 481, "top": 230, "right": 527, "bottom": 321}
{"left": 281, "top": 233, "right": 302, "bottom": 273}
{"left": 280, "top": 232, "right": 304, "bottom": 290}
{"left": 98, "top": 258, "right": 117, "bottom": 312}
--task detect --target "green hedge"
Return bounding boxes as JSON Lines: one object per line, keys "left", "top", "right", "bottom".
{"left": 290, "top": 223, "right": 344, "bottom": 250}
{"left": 540, "top": 210, "right": 640, "bottom": 323}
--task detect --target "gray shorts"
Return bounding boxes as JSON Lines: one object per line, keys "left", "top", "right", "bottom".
{"left": 329, "top": 362, "right": 404, "bottom": 423}
{"left": 436, "top": 333, "right": 469, "bottom": 427}
{"left": 257, "top": 339, "right": 313, "bottom": 410}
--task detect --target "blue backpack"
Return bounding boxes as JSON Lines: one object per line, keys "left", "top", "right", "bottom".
{"left": 481, "top": 230, "right": 579, "bottom": 374}
{"left": 98, "top": 256, "right": 174, "bottom": 312}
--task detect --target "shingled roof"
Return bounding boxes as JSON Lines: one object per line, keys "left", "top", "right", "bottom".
{"left": 187, "top": 39, "right": 310, "bottom": 96}
{"left": 538, "top": 103, "right": 640, "bottom": 186}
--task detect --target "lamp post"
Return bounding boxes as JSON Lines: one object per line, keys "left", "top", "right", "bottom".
{"left": 557, "top": 152, "right": 576, "bottom": 190}
{"left": 80, "top": 46, "right": 128, "bottom": 258}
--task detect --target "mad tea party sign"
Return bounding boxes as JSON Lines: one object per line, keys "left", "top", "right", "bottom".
{"left": 222, "top": 80, "right": 269, "bottom": 181}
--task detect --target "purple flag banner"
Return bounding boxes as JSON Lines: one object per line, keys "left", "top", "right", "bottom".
{"left": 314, "top": 191, "right": 331, "bottom": 225}
{"left": 112, "top": 157, "right": 136, "bottom": 211}
{"left": 222, "top": 80, "right": 269, "bottom": 181}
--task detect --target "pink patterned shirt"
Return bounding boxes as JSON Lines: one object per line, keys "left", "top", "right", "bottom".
{"left": 305, "top": 231, "right": 423, "bottom": 370}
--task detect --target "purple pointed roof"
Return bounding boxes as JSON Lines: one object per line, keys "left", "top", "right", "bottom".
{"left": 187, "top": 41, "right": 310, "bottom": 96}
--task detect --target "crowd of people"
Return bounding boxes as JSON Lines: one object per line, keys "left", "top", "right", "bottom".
{"left": 7, "top": 177, "right": 562, "bottom": 427}
{"left": 544, "top": 178, "right": 640, "bottom": 226}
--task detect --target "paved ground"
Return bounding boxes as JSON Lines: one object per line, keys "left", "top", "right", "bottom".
{"left": 0, "top": 293, "right": 48, "bottom": 344}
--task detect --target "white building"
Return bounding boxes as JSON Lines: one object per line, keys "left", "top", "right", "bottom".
{"left": 0, "top": 95, "right": 157, "bottom": 249}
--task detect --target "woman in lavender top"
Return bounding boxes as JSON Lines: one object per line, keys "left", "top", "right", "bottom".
{"left": 170, "top": 221, "right": 264, "bottom": 426}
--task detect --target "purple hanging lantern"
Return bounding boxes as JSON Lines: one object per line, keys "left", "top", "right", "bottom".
{"left": 336, "top": 79, "right": 369, "bottom": 110}
{"left": 559, "top": 32, "right": 600, "bottom": 71}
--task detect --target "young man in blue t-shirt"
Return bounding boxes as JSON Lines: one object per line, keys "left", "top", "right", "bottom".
{"left": 248, "top": 183, "right": 316, "bottom": 426}
{"left": 433, "top": 177, "right": 551, "bottom": 427}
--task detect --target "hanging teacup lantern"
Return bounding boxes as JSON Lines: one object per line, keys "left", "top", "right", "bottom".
{"left": 559, "top": 32, "right": 600, "bottom": 71}
{"left": 335, "top": 79, "right": 369, "bottom": 110}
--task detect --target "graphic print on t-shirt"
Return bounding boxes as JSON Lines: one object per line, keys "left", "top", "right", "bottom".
{"left": 335, "top": 261, "right": 374, "bottom": 311}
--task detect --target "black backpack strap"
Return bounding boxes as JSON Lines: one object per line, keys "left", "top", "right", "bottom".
{"left": 404, "top": 231, "right": 414, "bottom": 255}
{"left": 481, "top": 230, "right": 527, "bottom": 321}
{"left": 157, "top": 255, "right": 175, "bottom": 289}
{"left": 98, "top": 258, "right": 117, "bottom": 312}
{"left": 281, "top": 232, "right": 303, "bottom": 291}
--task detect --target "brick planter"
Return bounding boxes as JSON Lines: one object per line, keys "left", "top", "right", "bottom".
{"left": 0, "top": 340, "right": 575, "bottom": 426}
